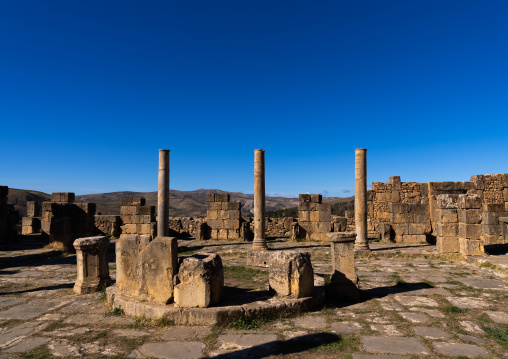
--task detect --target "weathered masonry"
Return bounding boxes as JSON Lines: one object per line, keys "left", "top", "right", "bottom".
{"left": 0, "top": 186, "right": 18, "bottom": 244}
{"left": 369, "top": 173, "right": 508, "bottom": 254}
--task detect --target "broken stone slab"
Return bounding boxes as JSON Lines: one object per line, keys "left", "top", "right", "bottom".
{"left": 246, "top": 249, "right": 272, "bottom": 267}
{"left": 328, "top": 232, "right": 359, "bottom": 301}
{"left": 268, "top": 250, "right": 314, "bottom": 298}
{"left": 73, "top": 236, "right": 111, "bottom": 294}
{"left": 412, "top": 326, "right": 451, "bottom": 340}
{"left": 174, "top": 253, "right": 224, "bottom": 308}
{"left": 116, "top": 235, "right": 178, "bottom": 304}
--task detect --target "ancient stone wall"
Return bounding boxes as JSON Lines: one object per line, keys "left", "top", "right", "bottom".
{"left": 296, "top": 194, "right": 331, "bottom": 241}
{"left": 206, "top": 193, "right": 242, "bottom": 240}
{"left": 41, "top": 192, "right": 95, "bottom": 251}
{"left": 94, "top": 215, "right": 120, "bottom": 237}
{"left": 0, "top": 186, "right": 19, "bottom": 244}
{"left": 168, "top": 217, "right": 206, "bottom": 238}
{"left": 265, "top": 217, "right": 295, "bottom": 237}
{"left": 120, "top": 197, "right": 156, "bottom": 239}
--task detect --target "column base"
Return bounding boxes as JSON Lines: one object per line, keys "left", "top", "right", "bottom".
{"left": 251, "top": 237, "right": 268, "bottom": 250}
{"left": 354, "top": 243, "right": 371, "bottom": 255}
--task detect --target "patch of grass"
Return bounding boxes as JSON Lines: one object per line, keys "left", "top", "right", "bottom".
{"left": 371, "top": 268, "right": 381, "bottom": 272}
{"left": 482, "top": 326, "right": 508, "bottom": 349}
{"left": 441, "top": 305, "right": 468, "bottom": 315}
{"left": 129, "top": 317, "right": 150, "bottom": 329}
{"left": 152, "top": 317, "right": 174, "bottom": 327}
{"left": 109, "top": 264, "right": 116, "bottom": 271}
{"left": 323, "top": 274, "right": 331, "bottom": 286}
{"left": 178, "top": 246, "right": 198, "bottom": 255}
{"left": 20, "top": 345, "right": 51, "bottom": 359}
{"left": 479, "top": 261, "right": 493, "bottom": 268}
{"left": 113, "top": 336, "right": 145, "bottom": 351}
{"left": 106, "top": 307, "right": 125, "bottom": 316}
{"left": 98, "top": 286, "right": 107, "bottom": 302}
{"left": 42, "top": 319, "right": 65, "bottom": 333}
{"left": 224, "top": 265, "right": 267, "bottom": 280}
{"left": 309, "top": 335, "right": 360, "bottom": 353}
{"left": 94, "top": 330, "right": 108, "bottom": 339}
{"left": 229, "top": 316, "right": 261, "bottom": 330}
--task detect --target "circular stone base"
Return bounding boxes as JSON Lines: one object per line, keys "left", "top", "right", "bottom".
{"left": 106, "top": 286, "right": 325, "bottom": 326}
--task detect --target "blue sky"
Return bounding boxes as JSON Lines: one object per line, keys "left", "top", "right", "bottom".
{"left": 1, "top": 1, "right": 507, "bottom": 197}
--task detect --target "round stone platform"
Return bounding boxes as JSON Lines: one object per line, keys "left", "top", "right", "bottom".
{"left": 107, "top": 285, "right": 325, "bottom": 326}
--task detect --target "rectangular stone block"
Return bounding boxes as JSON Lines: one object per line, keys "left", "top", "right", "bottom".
{"left": 207, "top": 219, "right": 222, "bottom": 230}
{"left": 436, "top": 223, "right": 458, "bottom": 237}
{"left": 120, "top": 206, "right": 138, "bottom": 215}
{"left": 391, "top": 223, "right": 409, "bottom": 235}
{"left": 269, "top": 251, "right": 314, "bottom": 298}
{"left": 376, "top": 192, "right": 391, "bottom": 202}
{"left": 207, "top": 210, "right": 218, "bottom": 220}
{"left": 215, "top": 193, "right": 230, "bottom": 202}
{"left": 504, "top": 188, "right": 508, "bottom": 202}
{"left": 437, "top": 194, "right": 460, "bottom": 209}
{"left": 299, "top": 201, "right": 310, "bottom": 211}
{"left": 376, "top": 211, "right": 390, "bottom": 221}
{"left": 222, "top": 202, "right": 240, "bottom": 210}
{"left": 51, "top": 192, "right": 75, "bottom": 203}
{"left": 228, "top": 211, "right": 240, "bottom": 220}
{"left": 316, "top": 222, "right": 331, "bottom": 233}
{"left": 310, "top": 194, "right": 322, "bottom": 203}
{"left": 482, "top": 224, "right": 502, "bottom": 236}
{"left": 208, "top": 202, "right": 221, "bottom": 211}
{"left": 309, "top": 211, "right": 319, "bottom": 222}
{"left": 402, "top": 234, "right": 427, "bottom": 244}
{"left": 457, "top": 194, "right": 482, "bottom": 209}
{"left": 223, "top": 219, "right": 240, "bottom": 230}
{"left": 437, "top": 236, "right": 460, "bottom": 253}
{"left": 459, "top": 238, "right": 484, "bottom": 256}
{"left": 121, "top": 224, "right": 137, "bottom": 234}
{"left": 483, "top": 203, "right": 505, "bottom": 212}
{"left": 75, "top": 202, "right": 96, "bottom": 215}
{"left": 390, "top": 213, "right": 411, "bottom": 224}
{"left": 458, "top": 223, "right": 482, "bottom": 240}
{"left": 299, "top": 210, "right": 310, "bottom": 221}
{"left": 483, "top": 233, "right": 503, "bottom": 245}
{"left": 210, "top": 229, "right": 219, "bottom": 239}
{"left": 299, "top": 194, "right": 311, "bottom": 202}
{"left": 438, "top": 209, "right": 458, "bottom": 223}
{"left": 22, "top": 217, "right": 37, "bottom": 226}
{"left": 482, "top": 211, "right": 499, "bottom": 225}
{"left": 121, "top": 197, "right": 145, "bottom": 206}
{"left": 218, "top": 229, "right": 228, "bottom": 240}
{"left": 27, "top": 201, "right": 40, "bottom": 218}
{"left": 458, "top": 209, "right": 481, "bottom": 224}
{"left": 138, "top": 206, "right": 155, "bottom": 216}
{"left": 408, "top": 223, "right": 428, "bottom": 235}
{"left": 206, "top": 193, "right": 215, "bottom": 202}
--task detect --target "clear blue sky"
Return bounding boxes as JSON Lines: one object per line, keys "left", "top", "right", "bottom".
{"left": 1, "top": 1, "right": 507, "bottom": 197}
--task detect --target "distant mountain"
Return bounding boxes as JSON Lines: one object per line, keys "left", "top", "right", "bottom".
{"left": 7, "top": 188, "right": 353, "bottom": 218}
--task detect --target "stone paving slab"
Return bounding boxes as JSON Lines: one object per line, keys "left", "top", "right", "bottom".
{"left": 292, "top": 316, "right": 326, "bottom": 330}
{"left": 432, "top": 342, "right": 490, "bottom": 357}
{"left": 129, "top": 341, "right": 205, "bottom": 359}
{"left": 360, "top": 336, "right": 429, "bottom": 355}
{"left": 353, "top": 354, "right": 410, "bottom": 359}
{"left": 3, "top": 336, "right": 50, "bottom": 353}
{"left": 0, "top": 298, "right": 70, "bottom": 319}
{"left": 412, "top": 326, "right": 451, "bottom": 339}
{"left": 484, "top": 310, "right": 508, "bottom": 324}
{"left": 161, "top": 326, "right": 211, "bottom": 340}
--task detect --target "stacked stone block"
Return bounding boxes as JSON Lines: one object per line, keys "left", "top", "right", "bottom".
{"left": 436, "top": 194, "right": 460, "bottom": 253}
{"left": 389, "top": 202, "right": 430, "bottom": 244}
{"left": 0, "top": 186, "right": 19, "bottom": 244}
{"left": 297, "top": 194, "right": 331, "bottom": 241}
{"left": 457, "top": 194, "right": 485, "bottom": 255}
{"left": 332, "top": 215, "right": 347, "bottom": 232}
{"left": 22, "top": 201, "right": 41, "bottom": 235}
{"left": 345, "top": 210, "right": 355, "bottom": 232}
{"left": 206, "top": 193, "right": 242, "bottom": 240}
{"left": 168, "top": 217, "right": 206, "bottom": 238}
{"left": 120, "top": 197, "right": 156, "bottom": 239}
{"left": 41, "top": 193, "right": 95, "bottom": 251}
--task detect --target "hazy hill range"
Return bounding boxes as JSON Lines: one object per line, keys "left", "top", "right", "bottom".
{"left": 8, "top": 188, "right": 353, "bottom": 218}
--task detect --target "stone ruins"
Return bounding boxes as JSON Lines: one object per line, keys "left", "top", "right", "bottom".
{"left": 0, "top": 186, "right": 18, "bottom": 244}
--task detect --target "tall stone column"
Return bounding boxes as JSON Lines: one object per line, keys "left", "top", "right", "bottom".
{"left": 252, "top": 149, "right": 267, "bottom": 250}
{"left": 354, "top": 148, "right": 370, "bottom": 252}
{"left": 158, "top": 149, "right": 170, "bottom": 238}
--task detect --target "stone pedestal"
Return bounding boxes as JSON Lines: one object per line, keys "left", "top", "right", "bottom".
{"left": 174, "top": 253, "right": 224, "bottom": 308}
{"left": 268, "top": 251, "right": 314, "bottom": 298}
{"left": 328, "top": 232, "right": 359, "bottom": 301}
{"left": 354, "top": 148, "right": 370, "bottom": 253}
{"left": 73, "top": 236, "right": 111, "bottom": 294}
{"left": 158, "top": 149, "right": 170, "bottom": 237}
{"left": 252, "top": 149, "right": 267, "bottom": 250}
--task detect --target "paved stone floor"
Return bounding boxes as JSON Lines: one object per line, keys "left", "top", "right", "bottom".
{"left": 0, "top": 237, "right": 507, "bottom": 358}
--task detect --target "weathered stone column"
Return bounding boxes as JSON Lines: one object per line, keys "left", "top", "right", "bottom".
{"left": 73, "top": 236, "right": 111, "bottom": 294}
{"left": 158, "top": 149, "right": 170, "bottom": 237}
{"left": 354, "top": 148, "right": 370, "bottom": 252}
{"left": 252, "top": 149, "right": 267, "bottom": 250}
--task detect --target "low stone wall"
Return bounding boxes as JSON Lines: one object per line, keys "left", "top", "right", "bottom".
{"left": 0, "top": 186, "right": 18, "bottom": 243}
{"left": 95, "top": 215, "right": 120, "bottom": 237}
